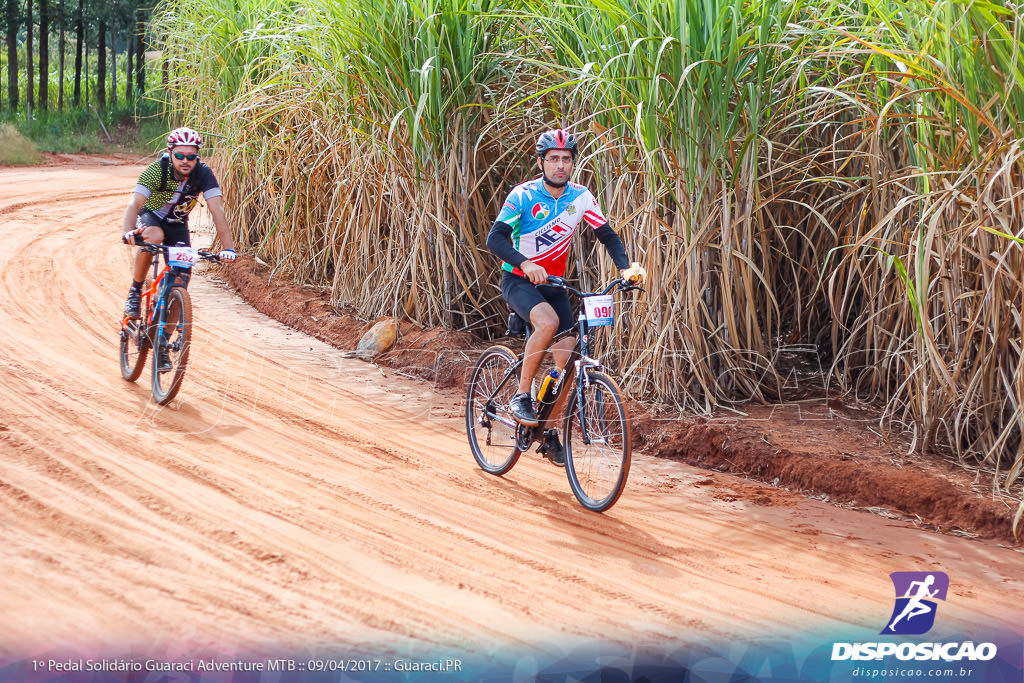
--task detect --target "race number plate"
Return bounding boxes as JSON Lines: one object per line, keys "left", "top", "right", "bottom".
{"left": 167, "top": 246, "right": 198, "bottom": 269}
{"left": 583, "top": 294, "right": 614, "bottom": 326}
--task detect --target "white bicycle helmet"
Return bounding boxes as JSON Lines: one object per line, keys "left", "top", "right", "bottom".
{"left": 166, "top": 127, "right": 202, "bottom": 150}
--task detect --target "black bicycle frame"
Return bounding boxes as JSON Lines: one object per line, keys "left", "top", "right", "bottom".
{"left": 483, "top": 278, "right": 626, "bottom": 441}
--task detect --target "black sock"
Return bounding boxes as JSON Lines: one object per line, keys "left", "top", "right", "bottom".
{"left": 130, "top": 280, "right": 143, "bottom": 291}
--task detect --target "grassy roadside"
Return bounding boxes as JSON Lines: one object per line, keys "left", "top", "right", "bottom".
{"left": 1, "top": 103, "right": 169, "bottom": 163}
{"left": 0, "top": 125, "right": 45, "bottom": 165}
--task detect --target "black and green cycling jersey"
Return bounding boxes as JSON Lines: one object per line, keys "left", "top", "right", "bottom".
{"left": 133, "top": 154, "right": 222, "bottom": 223}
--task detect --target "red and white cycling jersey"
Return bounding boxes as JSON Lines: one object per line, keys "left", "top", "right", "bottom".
{"left": 495, "top": 177, "right": 608, "bottom": 277}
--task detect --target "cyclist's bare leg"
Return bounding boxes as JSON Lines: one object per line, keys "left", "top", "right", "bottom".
{"left": 539, "top": 335, "right": 577, "bottom": 431}
{"left": 131, "top": 225, "right": 165, "bottom": 282}
{"left": 517, "top": 302, "right": 559, "bottom": 395}
{"left": 550, "top": 335, "right": 576, "bottom": 371}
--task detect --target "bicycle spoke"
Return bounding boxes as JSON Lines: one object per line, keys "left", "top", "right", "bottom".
{"left": 564, "top": 371, "right": 631, "bottom": 512}
{"left": 466, "top": 346, "right": 522, "bottom": 474}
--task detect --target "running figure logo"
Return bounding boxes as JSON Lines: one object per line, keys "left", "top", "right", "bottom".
{"left": 881, "top": 572, "right": 949, "bottom": 635}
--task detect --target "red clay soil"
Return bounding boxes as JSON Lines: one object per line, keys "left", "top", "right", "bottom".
{"left": 218, "top": 256, "right": 1021, "bottom": 546}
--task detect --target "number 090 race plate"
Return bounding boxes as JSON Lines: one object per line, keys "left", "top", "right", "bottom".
{"left": 584, "top": 294, "right": 614, "bottom": 326}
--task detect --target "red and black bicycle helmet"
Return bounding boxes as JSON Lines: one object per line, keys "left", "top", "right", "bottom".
{"left": 535, "top": 129, "right": 578, "bottom": 159}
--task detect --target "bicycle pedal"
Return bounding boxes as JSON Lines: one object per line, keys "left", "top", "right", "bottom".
{"left": 515, "top": 425, "right": 534, "bottom": 452}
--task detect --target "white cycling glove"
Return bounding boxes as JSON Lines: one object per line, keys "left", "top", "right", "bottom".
{"left": 122, "top": 229, "right": 142, "bottom": 245}
{"left": 218, "top": 249, "right": 237, "bottom": 263}
{"left": 622, "top": 261, "right": 647, "bottom": 284}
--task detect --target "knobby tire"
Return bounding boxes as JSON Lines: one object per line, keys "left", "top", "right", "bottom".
{"left": 151, "top": 286, "right": 192, "bottom": 405}
{"left": 119, "top": 318, "right": 149, "bottom": 382}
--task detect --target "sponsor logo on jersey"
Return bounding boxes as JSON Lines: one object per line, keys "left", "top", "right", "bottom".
{"left": 534, "top": 221, "right": 572, "bottom": 249}
{"left": 531, "top": 203, "right": 550, "bottom": 221}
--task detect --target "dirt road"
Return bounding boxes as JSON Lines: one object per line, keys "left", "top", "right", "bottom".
{"left": 0, "top": 160, "right": 1020, "bottom": 677}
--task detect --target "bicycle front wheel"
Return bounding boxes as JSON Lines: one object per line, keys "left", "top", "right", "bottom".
{"left": 151, "top": 286, "right": 193, "bottom": 405}
{"left": 119, "top": 318, "right": 149, "bottom": 382}
{"left": 563, "top": 370, "right": 631, "bottom": 512}
{"left": 465, "top": 345, "right": 522, "bottom": 475}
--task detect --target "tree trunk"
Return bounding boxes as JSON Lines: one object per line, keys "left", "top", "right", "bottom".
{"left": 26, "top": 0, "right": 33, "bottom": 110}
{"left": 72, "top": 0, "right": 81, "bottom": 105}
{"left": 125, "top": 32, "right": 132, "bottom": 101}
{"left": 134, "top": 10, "right": 144, "bottom": 95}
{"left": 5, "top": 0, "right": 17, "bottom": 109}
{"left": 83, "top": 33, "right": 87, "bottom": 106}
{"left": 57, "top": 0, "right": 64, "bottom": 110}
{"left": 108, "top": 29, "right": 115, "bottom": 107}
{"left": 97, "top": 20, "right": 105, "bottom": 108}
{"left": 37, "top": 0, "right": 48, "bottom": 110}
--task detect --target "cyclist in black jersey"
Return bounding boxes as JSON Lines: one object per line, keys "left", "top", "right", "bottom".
{"left": 121, "top": 127, "right": 237, "bottom": 328}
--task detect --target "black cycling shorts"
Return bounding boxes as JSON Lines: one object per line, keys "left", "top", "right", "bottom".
{"left": 501, "top": 271, "right": 575, "bottom": 335}
{"left": 136, "top": 210, "right": 190, "bottom": 246}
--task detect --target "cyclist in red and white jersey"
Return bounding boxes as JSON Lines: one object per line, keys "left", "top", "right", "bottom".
{"left": 486, "top": 128, "right": 645, "bottom": 464}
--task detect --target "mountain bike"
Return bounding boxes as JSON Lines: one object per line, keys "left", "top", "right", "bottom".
{"left": 465, "top": 276, "right": 643, "bottom": 512}
{"left": 119, "top": 241, "right": 221, "bottom": 405}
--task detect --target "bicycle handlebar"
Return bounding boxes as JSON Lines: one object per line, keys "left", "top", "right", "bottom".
{"left": 544, "top": 275, "right": 645, "bottom": 297}
{"left": 135, "top": 239, "right": 222, "bottom": 262}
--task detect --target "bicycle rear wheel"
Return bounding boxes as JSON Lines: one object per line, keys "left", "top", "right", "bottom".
{"left": 151, "top": 286, "right": 192, "bottom": 405}
{"left": 119, "top": 318, "right": 149, "bottom": 382}
{"left": 465, "top": 345, "right": 522, "bottom": 475}
{"left": 563, "top": 370, "right": 631, "bottom": 512}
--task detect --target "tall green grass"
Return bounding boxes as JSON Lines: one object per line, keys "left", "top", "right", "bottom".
{"left": 151, "top": 0, "right": 1024, "bottom": 526}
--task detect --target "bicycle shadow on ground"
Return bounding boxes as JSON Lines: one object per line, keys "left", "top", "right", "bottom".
{"left": 469, "top": 464, "right": 684, "bottom": 580}
{"left": 125, "top": 386, "right": 250, "bottom": 439}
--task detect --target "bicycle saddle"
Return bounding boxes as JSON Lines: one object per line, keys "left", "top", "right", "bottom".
{"left": 505, "top": 310, "right": 527, "bottom": 337}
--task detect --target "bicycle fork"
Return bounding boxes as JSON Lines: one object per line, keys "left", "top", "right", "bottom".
{"left": 153, "top": 280, "right": 187, "bottom": 352}
{"left": 572, "top": 357, "right": 608, "bottom": 446}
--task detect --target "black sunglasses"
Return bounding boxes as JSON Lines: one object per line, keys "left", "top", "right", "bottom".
{"left": 173, "top": 152, "right": 199, "bottom": 161}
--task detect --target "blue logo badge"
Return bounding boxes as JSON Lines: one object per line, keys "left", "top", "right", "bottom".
{"left": 881, "top": 572, "right": 949, "bottom": 635}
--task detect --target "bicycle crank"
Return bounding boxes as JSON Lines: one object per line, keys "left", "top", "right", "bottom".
{"left": 515, "top": 424, "right": 535, "bottom": 452}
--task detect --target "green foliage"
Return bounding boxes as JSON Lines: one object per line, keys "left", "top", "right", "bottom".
{"left": 2, "top": 99, "right": 167, "bottom": 153}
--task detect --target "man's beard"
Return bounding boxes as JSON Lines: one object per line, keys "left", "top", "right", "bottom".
{"left": 543, "top": 170, "right": 568, "bottom": 188}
